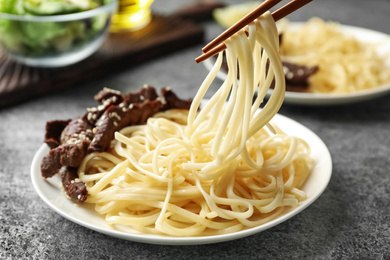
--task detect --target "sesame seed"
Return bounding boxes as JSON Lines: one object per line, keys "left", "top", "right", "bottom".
{"left": 103, "top": 87, "right": 121, "bottom": 95}
{"left": 297, "top": 69, "right": 304, "bottom": 76}
{"left": 87, "top": 107, "right": 97, "bottom": 112}
{"left": 128, "top": 104, "right": 134, "bottom": 109}
{"left": 140, "top": 95, "right": 145, "bottom": 101}
{"left": 157, "top": 96, "right": 167, "bottom": 105}
{"left": 110, "top": 112, "right": 121, "bottom": 120}
{"left": 113, "top": 122, "right": 118, "bottom": 127}
{"left": 103, "top": 99, "right": 110, "bottom": 106}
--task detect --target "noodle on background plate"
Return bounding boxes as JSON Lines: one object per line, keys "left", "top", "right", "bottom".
{"left": 279, "top": 18, "right": 390, "bottom": 94}
{"left": 76, "top": 12, "right": 314, "bottom": 237}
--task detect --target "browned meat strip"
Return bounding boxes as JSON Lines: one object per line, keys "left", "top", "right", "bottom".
{"left": 42, "top": 117, "right": 93, "bottom": 178}
{"left": 59, "top": 167, "right": 88, "bottom": 204}
{"left": 88, "top": 99, "right": 163, "bottom": 153}
{"left": 44, "top": 120, "right": 71, "bottom": 149}
{"left": 161, "top": 88, "right": 192, "bottom": 111}
{"left": 94, "top": 88, "right": 123, "bottom": 104}
{"left": 41, "top": 141, "right": 89, "bottom": 178}
{"left": 122, "top": 85, "right": 159, "bottom": 104}
{"left": 88, "top": 86, "right": 191, "bottom": 153}
{"left": 40, "top": 86, "right": 192, "bottom": 203}
{"left": 41, "top": 150, "right": 62, "bottom": 179}
{"left": 60, "top": 117, "right": 94, "bottom": 144}
{"left": 283, "top": 62, "right": 319, "bottom": 92}
{"left": 219, "top": 38, "right": 319, "bottom": 93}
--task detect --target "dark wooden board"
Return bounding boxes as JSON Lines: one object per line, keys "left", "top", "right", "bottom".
{"left": 0, "top": 14, "right": 204, "bottom": 108}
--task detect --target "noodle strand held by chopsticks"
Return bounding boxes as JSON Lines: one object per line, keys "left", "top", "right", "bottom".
{"left": 78, "top": 12, "right": 313, "bottom": 237}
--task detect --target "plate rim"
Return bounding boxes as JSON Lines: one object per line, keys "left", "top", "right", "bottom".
{"left": 203, "top": 23, "right": 390, "bottom": 106}
{"left": 31, "top": 112, "right": 332, "bottom": 245}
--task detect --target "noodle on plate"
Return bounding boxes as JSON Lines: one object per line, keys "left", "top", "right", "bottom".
{"left": 279, "top": 18, "right": 390, "bottom": 93}
{"left": 77, "top": 12, "right": 314, "bottom": 236}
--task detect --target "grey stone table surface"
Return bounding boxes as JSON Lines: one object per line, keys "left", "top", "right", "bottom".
{"left": 1, "top": 0, "right": 390, "bottom": 259}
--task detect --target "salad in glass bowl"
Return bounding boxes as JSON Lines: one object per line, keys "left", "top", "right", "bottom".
{"left": 0, "top": 0, "right": 117, "bottom": 67}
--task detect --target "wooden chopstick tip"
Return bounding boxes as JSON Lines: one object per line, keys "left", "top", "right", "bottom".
{"left": 196, "top": 0, "right": 315, "bottom": 63}
{"left": 201, "top": 0, "right": 283, "bottom": 54}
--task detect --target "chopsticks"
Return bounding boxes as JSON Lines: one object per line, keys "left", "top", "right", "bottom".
{"left": 195, "top": 0, "right": 313, "bottom": 63}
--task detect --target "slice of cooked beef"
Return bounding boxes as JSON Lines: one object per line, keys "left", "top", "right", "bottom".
{"left": 60, "top": 117, "right": 94, "bottom": 144}
{"left": 87, "top": 86, "right": 161, "bottom": 153}
{"left": 94, "top": 87, "right": 123, "bottom": 104}
{"left": 122, "top": 85, "right": 159, "bottom": 104}
{"left": 161, "top": 88, "right": 192, "bottom": 111}
{"left": 44, "top": 120, "right": 71, "bottom": 149}
{"left": 88, "top": 86, "right": 190, "bottom": 153}
{"left": 219, "top": 53, "right": 319, "bottom": 92}
{"left": 283, "top": 62, "right": 319, "bottom": 92}
{"left": 58, "top": 141, "right": 89, "bottom": 166}
{"left": 88, "top": 98, "right": 163, "bottom": 153}
{"left": 41, "top": 86, "right": 193, "bottom": 203}
{"left": 42, "top": 116, "right": 93, "bottom": 179}
{"left": 60, "top": 167, "right": 88, "bottom": 204}
{"left": 41, "top": 150, "right": 62, "bottom": 179}
{"left": 41, "top": 141, "right": 89, "bottom": 178}
{"left": 86, "top": 91, "right": 123, "bottom": 126}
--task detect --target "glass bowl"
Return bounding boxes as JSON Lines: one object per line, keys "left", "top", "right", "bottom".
{"left": 0, "top": 0, "right": 117, "bottom": 67}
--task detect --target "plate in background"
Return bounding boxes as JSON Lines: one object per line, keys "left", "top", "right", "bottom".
{"left": 203, "top": 23, "right": 390, "bottom": 105}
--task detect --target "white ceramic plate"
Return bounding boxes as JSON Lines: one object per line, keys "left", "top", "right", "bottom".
{"left": 31, "top": 113, "right": 332, "bottom": 245}
{"left": 203, "top": 23, "right": 390, "bottom": 105}
{"left": 31, "top": 112, "right": 332, "bottom": 245}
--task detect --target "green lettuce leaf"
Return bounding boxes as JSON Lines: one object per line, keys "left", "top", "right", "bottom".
{"left": 0, "top": 0, "right": 24, "bottom": 14}
{"left": 0, "top": 0, "right": 111, "bottom": 56}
